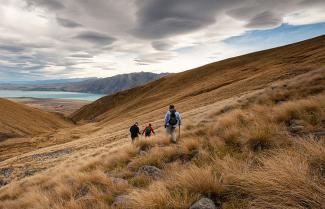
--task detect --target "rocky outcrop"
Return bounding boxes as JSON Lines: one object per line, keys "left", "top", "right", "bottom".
{"left": 0, "top": 168, "right": 13, "bottom": 178}
{"left": 136, "top": 165, "right": 162, "bottom": 179}
{"left": 189, "top": 198, "right": 216, "bottom": 209}
{"left": 314, "top": 131, "right": 325, "bottom": 139}
{"left": 139, "top": 150, "right": 148, "bottom": 156}
{"left": 0, "top": 179, "right": 9, "bottom": 188}
{"left": 112, "top": 194, "right": 131, "bottom": 208}
{"left": 288, "top": 119, "right": 305, "bottom": 134}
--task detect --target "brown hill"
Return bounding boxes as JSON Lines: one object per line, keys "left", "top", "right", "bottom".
{"left": 71, "top": 35, "right": 325, "bottom": 123}
{"left": 0, "top": 36, "right": 324, "bottom": 209}
{"left": 0, "top": 98, "right": 72, "bottom": 139}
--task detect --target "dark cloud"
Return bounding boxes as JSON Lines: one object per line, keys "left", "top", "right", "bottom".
{"left": 299, "top": 0, "right": 325, "bottom": 6}
{"left": 0, "top": 44, "right": 26, "bottom": 52}
{"left": 56, "top": 17, "right": 83, "bottom": 28}
{"left": 69, "top": 53, "right": 93, "bottom": 58}
{"left": 133, "top": 0, "right": 221, "bottom": 39}
{"left": 73, "top": 31, "right": 116, "bottom": 45}
{"left": 245, "top": 11, "right": 282, "bottom": 28}
{"left": 227, "top": 6, "right": 258, "bottom": 20}
{"left": 151, "top": 40, "right": 176, "bottom": 51}
{"left": 25, "top": 0, "right": 65, "bottom": 10}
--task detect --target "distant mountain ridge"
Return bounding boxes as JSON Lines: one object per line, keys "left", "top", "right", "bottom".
{"left": 0, "top": 77, "right": 96, "bottom": 85}
{"left": 61, "top": 72, "right": 169, "bottom": 94}
{"left": 0, "top": 72, "right": 169, "bottom": 95}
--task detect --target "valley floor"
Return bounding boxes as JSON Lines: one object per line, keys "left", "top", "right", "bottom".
{"left": 9, "top": 98, "right": 91, "bottom": 115}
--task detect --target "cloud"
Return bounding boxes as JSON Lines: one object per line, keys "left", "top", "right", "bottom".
{"left": 73, "top": 31, "right": 116, "bottom": 45}
{"left": 151, "top": 40, "right": 176, "bottom": 51}
{"left": 133, "top": 0, "right": 220, "bottom": 39}
{"left": 25, "top": 0, "right": 65, "bottom": 10}
{"left": 69, "top": 53, "right": 93, "bottom": 58}
{"left": 135, "top": 52, "right": 176, "bottom": 64}
{"left": 299, "top": 0, "right": 325, "bottom": 6}
{"left": 0, "top": 44, "right": 25, "bottom": 52}
{"left": 245, "top": 11, "right": 283, "bottom": 29}
{"left": 56, "top": 17, "right": 82, "bottom": 28}
{"left": 0, "top": 0, "right": 324, "bottom": 81}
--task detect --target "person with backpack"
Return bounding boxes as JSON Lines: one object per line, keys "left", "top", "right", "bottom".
{"left": 164, "top": 105, "right": 182, "bottom": 143}
{"left": 142, "top": 123, "right": 155, "bottom": 137}
{"left": 130, "top": 122, "right": 141, "bottom": 143}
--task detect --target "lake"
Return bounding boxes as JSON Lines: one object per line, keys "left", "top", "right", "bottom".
{"left": 0, "top": 90, "right": 105, "bottom": 101}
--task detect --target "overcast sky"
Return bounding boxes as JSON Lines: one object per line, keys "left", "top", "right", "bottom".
{"left": 0, "top": 0, "right": 325, "bottom": 81}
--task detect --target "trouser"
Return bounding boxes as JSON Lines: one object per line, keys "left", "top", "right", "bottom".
{"left": 131, "top": 136, "right": 139, "bottom": 143}
{"left": 166, "top": 126, "right": 177, "bottom": 143}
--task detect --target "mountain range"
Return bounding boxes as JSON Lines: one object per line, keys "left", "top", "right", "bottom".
{"left": 0, "top": 72, "right": 169, "bottom": 95}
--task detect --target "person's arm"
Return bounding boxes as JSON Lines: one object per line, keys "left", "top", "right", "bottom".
{"left": 177, "top": 113, "right": 182, "bottom": 126}
{"left": 138, "top": 127, "right": 141, "bottom": 134}
{"left": 142, "top": 127, "right": 146, "bottom": 135}
{"left": 151, "top": 127, "right": 155, "bottom": 134}
{"left": 164, "top": 112, "right": 169, "bottom": 127}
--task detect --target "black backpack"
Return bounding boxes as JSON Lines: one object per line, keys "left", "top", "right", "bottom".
{"left": 169, "top": 109, "right": 178, "bottom": 126}
{"left": 145, "top": 127, "right": 152, "bottom": 135}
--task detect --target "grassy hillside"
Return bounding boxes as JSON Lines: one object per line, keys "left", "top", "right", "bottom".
{"left": 0, "top": 98, "right": 72, "bottom": 138}
{"left": 0, "top": 36, "right": 324, "bottom": 209}
{"left": 0, "top": 64, "right": 324, "bottom": 209}
{"left": 71, "top": 35, "right": 325, "bottom": 123}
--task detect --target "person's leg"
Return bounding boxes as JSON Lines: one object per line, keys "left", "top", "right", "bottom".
{"left": 170, "top": 127, "right": 177, "bottom": 143}
{"left": 166, "top": 126, "right": 171, "bottom": 136}
{"left": 166, "top": 126, "right": 170, "bottom": 134}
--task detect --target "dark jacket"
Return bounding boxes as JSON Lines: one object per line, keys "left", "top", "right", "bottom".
{"left": 130, "top": 125, "right": 140, "bottom": 138}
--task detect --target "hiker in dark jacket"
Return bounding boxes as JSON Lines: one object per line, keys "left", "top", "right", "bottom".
{"left": 164, "top": 105, "right": 181, "bottom": 143}
{"left": 130, "top": 122, "right": 141, "bottom": 143}
{"left": 142, "top": 123, "right": 155, "bottom": 137}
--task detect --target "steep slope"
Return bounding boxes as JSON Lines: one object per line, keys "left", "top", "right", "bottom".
{"left": 0, "top": 98, "right": 72, "bottom": 139}
{"left": 71, "top": 35, "right": 325, "bottom": 123}
{"left": 1, "top": 60, "right": 324, "bottom": 209}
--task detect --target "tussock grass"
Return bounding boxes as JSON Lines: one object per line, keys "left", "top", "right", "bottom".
{"left": 128, "top": 174, "right": 153, "bottom": 188}
{"left": 274, "top": 96, "right": 325, "bottom": 129}
{"left": 128, "top": 146, "right": 185, "bottom": 170}
{"left": 231, "top": 149, "right": 325, "bottom": 209}
{"left": 135, "top": 138, "right": 157, "bottom": 151}
{"left": 130, "top": 165, "right": 223, "bottom": 209}
{"left": 1, "top": 73, "right": 325, "bottom": 209}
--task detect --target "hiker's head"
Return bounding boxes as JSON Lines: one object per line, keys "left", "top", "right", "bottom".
{"left": 169, "top": 104, "right": 175, "bottom": 110}
{"left": 135, "top": 122, "right": 139, "bottom": 126}
{"left": 149, "top": 123, "right": 152, "bottom": 126}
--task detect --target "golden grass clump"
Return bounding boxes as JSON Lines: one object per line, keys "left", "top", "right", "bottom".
{"left": 128, "top": 174, "right": 153, "bottom": 188}
{"left": 230, "top": 148, "right": 325, "bottom": 209}
{"left": 127, "top": 146, "right": 185, "bottom": 170}
{"left": 130, "top": 165, "right": 223, "bottom": 209}
{"left": 274, "top": 96, "right": 325, "bottom": 125}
